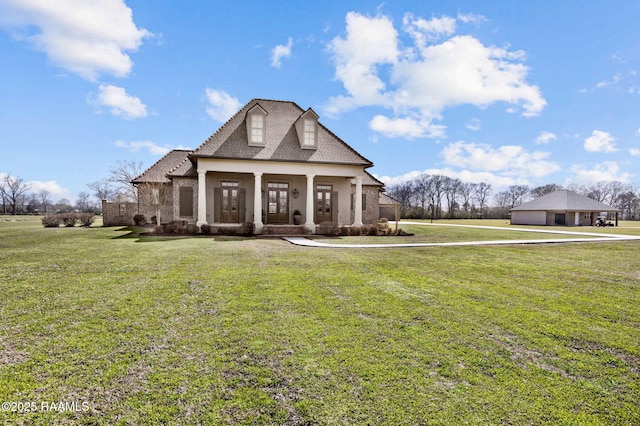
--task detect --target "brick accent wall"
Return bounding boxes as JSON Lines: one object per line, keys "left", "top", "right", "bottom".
{"left": 101, "top": 201, "right": 138, "bottom": 226}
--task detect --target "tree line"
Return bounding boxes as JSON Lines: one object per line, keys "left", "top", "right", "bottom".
{"left": 0, "top": 161, "right": 143, "bottom": 215}
{"left": 386, "top": 175, "right": 640, "bottom": 220}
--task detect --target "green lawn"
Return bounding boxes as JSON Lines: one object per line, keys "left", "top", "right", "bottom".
{"left": 1, "top": 217, "right": 639, "bottom": 424}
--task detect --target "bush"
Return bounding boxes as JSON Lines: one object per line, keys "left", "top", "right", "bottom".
{"left": 42, "top": 215, "right": 63, "bottom": 228}
{"left": 77, "top": 213, "right": 95, "bottom": 227}
{"left": 133, "top": 214, "right": 146, "bottom": 226}
{"left": 42, "top": 213, "right": 95, "bottom": 228}
{"left": 318, "top": 222, "right": 340, "bottom": 236}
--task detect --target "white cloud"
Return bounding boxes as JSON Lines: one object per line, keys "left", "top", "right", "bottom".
{"left": 403, "top": 13, "right": 456, "bottom": 50}
{"left": 536, "top": 131, "right": 557, "bottom": 144}
{"left": 457, "top": 12, "right": 488, "bottom": 25}
{"left": 442, "top": 141, "right": 560, "bottom": 178}
{"left": 115, "top": 140, "right": 174, "bottom": 156}
{"left": 325, "top": 11, "right": 546, "bottom": 139}
{"left": 375, "top": 167, "right": 520, "bottom": 191}
{"left": 369, "top": 115, "right": 445, "bottom": 139}
{"left": 204, "top": 89, "right": 242, "bottom": 122}
{"left": 584, "top": 130, "right": 617, "bottom": 152}
{"left": 465, "top": 118, "right": 481, "bottom": 131}
{"left": 271, "top": 37, "right": 293, "bottom": 68}
{"left": 326, "top": 12, "right": 399, "bottom": 112}
{"left": 89, "top": 84, "right": 147, "bottom": 119}
{"left": 630, "top": 148, "right": 640, "bottom": 156}
{"left": 595, "top": 73, "right": 622, "bottom": 88}
{"left": 569, "top": 161, "right": 632, "bottom": 184}
{"left": 0, "top": 0, "right": 151, "bottom": 81}
{"left": 26, "top": 179, "right": 73, "bottom": 201}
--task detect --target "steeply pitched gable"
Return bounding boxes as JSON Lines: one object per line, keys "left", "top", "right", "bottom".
{"left": 191, "top": 99, "right": 373, "bottom": 166}
{"left": 132, "top": 149, "right": 194, "bottom": 184}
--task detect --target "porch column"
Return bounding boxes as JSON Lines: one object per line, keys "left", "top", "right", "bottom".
{"left": 196, "top": 170, "right": 207, "bottom": 227}
{"left": 305, "top": 174, "right": 315, "bottom": 233}
{"left": 353, "top": 176, "right": 363, "bottom": 227}
{"left": 253, "top": 172, "right": 263, "bottom": 234}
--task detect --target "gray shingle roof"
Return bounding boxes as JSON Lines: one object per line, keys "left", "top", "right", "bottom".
{"left": 191, "top": 99, "right": 373, "bottom": 166}
{"left": 132, "top": 149, "right": 193, "bottom": 183}
{"left": 511, "top": 190, "right": 619, "bottom": 212}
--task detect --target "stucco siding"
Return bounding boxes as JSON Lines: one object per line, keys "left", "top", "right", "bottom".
{"left": 511, "top": 210, "right": 546, "bottom": 225}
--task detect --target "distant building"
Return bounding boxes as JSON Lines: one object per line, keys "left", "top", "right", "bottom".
{"left": 510, "top": 190, "right": 619, "bottom": 226}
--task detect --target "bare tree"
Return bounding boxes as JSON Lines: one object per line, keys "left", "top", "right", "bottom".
{"left": 75, "top": 192, "right": 92, "bottom": 212}
{"left": 0, "top": 174, "right": 31, "bottom": 215}
{"left": 88, "top": 179, "right": 117, "bottom": 202}
{"left": 108, "top": 160, "right": 144, "bottom": 202}
{"left": 443, "top": 177, "right": 462, "bottom": 218}
{"left": 458, "top": 182, "right": 475, "bottom": 218}
{"left": 507, "top": 184, "right": 530, "bottom": 208}
{"left": 530, "top": 183, "right": 562, "bottom": 198}
{"left": 387, "top": 181, "right": 414, "bottom": 218}
{"left": 39, "top": 190, "right": 51, "bottom": 214}
{"left": 429, "top": 175, "right": 446, "bottom": 219}
{"left": 143, "top": 182, "right": 172, "bottom": 226}
{"left": 473, "top": 182, "right": 492, "bottom": 219}
{"left": 413, "top": 174, "right": 432, "bottom": 219}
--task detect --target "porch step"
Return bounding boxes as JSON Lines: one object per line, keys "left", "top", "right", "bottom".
{"left": 262, "top": 225, "right": 311, "bottom": 236}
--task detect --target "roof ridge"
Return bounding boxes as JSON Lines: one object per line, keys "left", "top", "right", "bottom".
{"left": 132, "top": 149, "right": 179, "bottom": 183}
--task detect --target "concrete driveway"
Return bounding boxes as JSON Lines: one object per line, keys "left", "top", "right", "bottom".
{"left": 284, "top": 221, "right": 640, "bottom": 248}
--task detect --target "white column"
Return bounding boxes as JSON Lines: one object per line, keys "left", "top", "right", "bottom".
{"left": 253, "top": 172, "right": 263, "bottom": 234}
{"left": 196, "top": 170, "right": 207, "bottom": 227}
{"left": 305, "top": 174, "right": 315, "bottom": 233}
{"left": 353, "top": 176, "right": 363, "bottom": 227}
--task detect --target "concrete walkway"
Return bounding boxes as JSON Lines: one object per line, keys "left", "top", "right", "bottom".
{"left": 284, "top": 221, "right": 640, "bottom": 249}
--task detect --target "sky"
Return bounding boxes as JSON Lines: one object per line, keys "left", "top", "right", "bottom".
{"left": 1, "top": 0, "right": 640, "bottom": 203}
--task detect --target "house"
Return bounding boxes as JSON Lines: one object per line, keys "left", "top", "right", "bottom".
{"left": 108, "top": 99, "right": 384, "bottom": 234}
{"left": 510, "top": 189, "right": 620, "bottom": 226}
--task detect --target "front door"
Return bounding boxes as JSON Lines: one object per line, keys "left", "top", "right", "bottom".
{"left": 316, "top": 184, "right": 332, "bottom": 223}
{"left": 221, "top": 181, "right": 239, "bottom": 223}
{"left": 267, "top": 182, "right": 289, "bottom": 224}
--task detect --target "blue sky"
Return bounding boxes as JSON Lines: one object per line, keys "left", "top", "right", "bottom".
{"left": 1, "top": 0, "right": 640, "bottom": 202}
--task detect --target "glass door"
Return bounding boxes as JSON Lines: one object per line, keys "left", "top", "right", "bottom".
{"left": 267, "top": 182, "right": 289, "bottom": 224}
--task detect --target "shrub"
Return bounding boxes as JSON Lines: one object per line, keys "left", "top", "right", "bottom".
{"left": 77, "top": 213, "right": 95, "bottom": 227}
{"left": 133, "top": 214, "right": 146, "bottom": 226}
{"left": 187, "top": 224, "right": 199, "bottom": 235}
{"left": 318, "top": 222, "right": 340, "bottom": 236}
{"left": 200, "top": 224, "right": 212, "bottom": 235}
{"left": 42, "top": 213, "right": 94, "bottom": 228}
{"left": 42, "top": 215, "right": 63, "bottom": 228}
{"left": 61, "top": 214, "right": 77, "bottom": 227}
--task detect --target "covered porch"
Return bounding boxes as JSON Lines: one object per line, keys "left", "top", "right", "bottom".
{"left": 194, "top": 158, "right": 366, "bottom": 234}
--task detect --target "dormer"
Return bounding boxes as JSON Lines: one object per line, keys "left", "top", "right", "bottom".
{"left": 245, "top": 104, "right": 268, "bottom": 147}
{"left": 294, "top": 108, "right": 319, "bottom": 150}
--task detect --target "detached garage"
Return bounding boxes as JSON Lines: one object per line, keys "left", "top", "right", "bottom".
{"left": 510, "top": 190, "right": 620, "bottom": 226}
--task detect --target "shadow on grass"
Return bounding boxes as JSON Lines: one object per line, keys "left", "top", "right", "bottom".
{"left": 108, "top": 226, "right": 253, "bottom": 243}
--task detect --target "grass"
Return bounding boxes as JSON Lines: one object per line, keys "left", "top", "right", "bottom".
{"left": 1, "top": 216, "right": 639, "bottom": 424}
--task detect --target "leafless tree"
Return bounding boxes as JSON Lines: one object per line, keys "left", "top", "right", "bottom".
{"left": 108, "top": 160, "right": 144, "bottom": 202}
{"left": 443, "top": 176, "right": 462, "bottom": 218}
{"left": 429, "top": 175, "right": 446, "bottom": 219}
{"left": 39, "top": 190, "right": 51, "bottom": 214}
{"left": 507, "top": 184, "right": 530, "bottom": 208}
{"left": 458, "top": 182, "right": 475, "bottom": 218}
{"left": 473, "top": 182, "right": 492, "bottom": 219}
{"left": 530, "top": 183, "right": 562, "bottom": 198}
{"left": 413, "top": 174, "right": 432, "bottom": 219}
{"left": 387, "top": 181, "right": 414, "bottom": 218}
{"left": 0, "top": 174, "right": 31, "bottom": 215}
{"left": 88, "top": 179, "right": 117, "bottom": 202}
{"left": 75, "top": 192, "right": 92, "bottom": 212}
{"left": 144, "top": 182, "right": 172, "bottom": 226}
